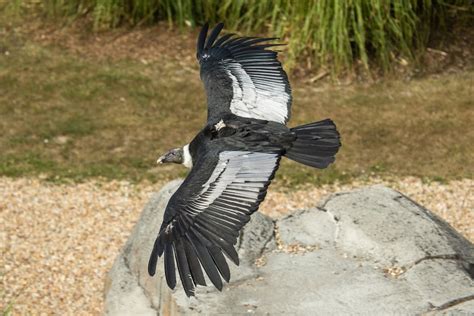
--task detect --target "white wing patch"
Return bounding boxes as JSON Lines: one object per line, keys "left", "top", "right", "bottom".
{"left": 226, "top": 62, "right": 290, "bottom": 124}
{"left": 193, "top": 151, "right": 279, "bottom": 213}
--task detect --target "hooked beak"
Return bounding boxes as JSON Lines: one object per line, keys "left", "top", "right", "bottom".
{"left": 157, "top": 155, "right": 166, "bottom": 164}
{"left": 156, "top": 148, "right": 184, "bottom": 165}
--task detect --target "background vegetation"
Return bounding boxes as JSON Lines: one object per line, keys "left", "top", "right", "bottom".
{"left": 1, "top": 31, "right": 472, "bottom": 186}
{"left": 5, "top": 0, "right": 473, "bottom": 73}
{"left": 0, "top": 2, "right": 472, "bottom": 186}
{"left": 0, "top": 5, "right": 472, "bottom": 315}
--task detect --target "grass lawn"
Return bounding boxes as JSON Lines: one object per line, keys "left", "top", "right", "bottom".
{"left": 0, "top": 22, "right": 473, "bottom": 187}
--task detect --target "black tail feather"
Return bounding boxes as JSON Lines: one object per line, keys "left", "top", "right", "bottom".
{"left": 286, "top": 119, "right": 341, "bottom": 169}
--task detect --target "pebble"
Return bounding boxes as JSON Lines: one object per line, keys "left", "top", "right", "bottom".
{"left": 1, "top": 176, "right": 472, "bottom": 314}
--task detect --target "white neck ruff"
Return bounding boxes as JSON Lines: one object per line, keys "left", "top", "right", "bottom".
{"left": 182, "top": 144, "right": 193, "bottom": 169}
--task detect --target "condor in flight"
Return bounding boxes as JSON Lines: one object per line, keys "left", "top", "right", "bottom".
{"left": 148, "top": 23, "right": 341, "bottom": 296}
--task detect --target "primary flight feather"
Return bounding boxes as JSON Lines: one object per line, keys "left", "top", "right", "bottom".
{"left": 148, "top": 23, "right": 341, "bottom": 297}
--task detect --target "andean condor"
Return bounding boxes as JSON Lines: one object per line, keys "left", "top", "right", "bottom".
{"left": 148, "top": 23, "right": 341, "bottom": 297}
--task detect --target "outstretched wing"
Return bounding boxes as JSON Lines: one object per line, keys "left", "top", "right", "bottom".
{"left": 148, "top": 150, "right": 280, "bottom": 296}
{"left": 197, "top": 23, "right": 292, "bottom": 125}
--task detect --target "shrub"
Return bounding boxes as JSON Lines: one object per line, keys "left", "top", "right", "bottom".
{"left": 10, "top": 0, "right": 474, "bottom": 73}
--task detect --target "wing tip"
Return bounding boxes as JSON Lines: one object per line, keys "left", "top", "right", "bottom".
{"left": 197, "top": 22, "right": 225, "bottom": 59}
{"left": 205, "top": 22, "right": 225, "bottom": 50}
{"left": 196, "top": 22, "right": 209, "bottom": 59}
{"left": 164, "top": 243, "right": 177, "bottom": 289}
{"left": 148, "top": 237, "right": 165, "bottom": 276}
{"left": 148, "top": 257, "right": 157, "bottom": 276}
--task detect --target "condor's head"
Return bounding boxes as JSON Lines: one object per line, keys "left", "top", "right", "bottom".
{"left": 157, "top": 144, "right": 193, "bottom": 168}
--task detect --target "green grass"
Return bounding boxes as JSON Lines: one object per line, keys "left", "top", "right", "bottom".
{"left": 5, "top": 0, "right": 473, "bottom": 74}
{"left": 1, "top": 302, "right": 13, "bottom": 316}
{"left": 0, "top": 31, "right": 473, "bottom": 187}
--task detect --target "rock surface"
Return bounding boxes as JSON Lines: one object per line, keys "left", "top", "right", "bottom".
{"left": 104, "top": 182, "right": 474, "bottom": 315}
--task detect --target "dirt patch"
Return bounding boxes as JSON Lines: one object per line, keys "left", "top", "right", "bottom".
{"left": 1, "top": 176, "right": 472, "bottom": 314}
{"left": 6, "top": 18, "right": 197, "bottom": 65}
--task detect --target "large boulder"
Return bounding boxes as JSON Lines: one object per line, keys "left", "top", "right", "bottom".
{"left": 104, "top": 182, "right": 474, "bottom": 315}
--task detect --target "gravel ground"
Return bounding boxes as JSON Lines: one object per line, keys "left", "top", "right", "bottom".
{"left": 1, "top": 176, "right": 472, "bottom": 315}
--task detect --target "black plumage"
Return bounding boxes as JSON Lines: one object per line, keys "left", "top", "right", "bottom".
{"left": 196, "top": 22, "right": 292, "bottom": 125}
{"left": 148, "top": 23, "right": 342, "bottom": 297}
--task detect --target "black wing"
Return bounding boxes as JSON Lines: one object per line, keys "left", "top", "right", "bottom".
{"left": 148, "top": 150, "right": 280, "bottom": 296}
{"left": 197, "top": 23, "right": 292, "bottom": 125}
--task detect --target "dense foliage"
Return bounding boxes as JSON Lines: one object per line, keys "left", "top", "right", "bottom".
{"left": 8, "top": 0, "right": 473, "bottom": 73}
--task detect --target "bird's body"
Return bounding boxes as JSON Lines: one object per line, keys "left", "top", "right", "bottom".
{"left": 148, "top": 23, "right": 341, "bottom": 297}
{"left": 192, "top": 115, "right": 294, "bottom": 157}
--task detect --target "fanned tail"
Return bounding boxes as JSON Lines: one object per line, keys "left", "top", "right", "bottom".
{"left": 286, "top": 119, "right": 341, "bottom": 169}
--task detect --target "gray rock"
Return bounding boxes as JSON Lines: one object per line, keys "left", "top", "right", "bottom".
{"left": 104, "top": 183, "right": 474, "bottom": 315}
{"left": 104, "top": 179, "right": 182, "bottom": 315}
